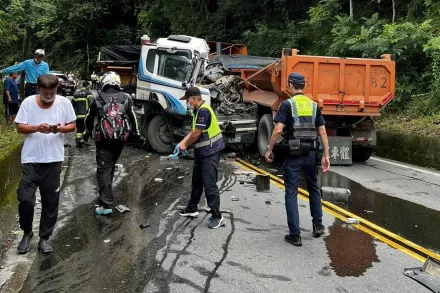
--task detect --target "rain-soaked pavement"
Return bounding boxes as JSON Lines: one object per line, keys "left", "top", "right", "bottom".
{"left": 1, "top": 139, "right": 440, "bottom": 292}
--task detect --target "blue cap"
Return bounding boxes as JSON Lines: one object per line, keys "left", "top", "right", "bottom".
{"left": 288, "top": 72, "right": 305, "bottom": 85}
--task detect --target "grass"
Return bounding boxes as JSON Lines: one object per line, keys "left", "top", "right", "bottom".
{"left": 0, "top": 103, "right": 22, "bottom": 153}
{"left": 375, "top": 114, "right": 440, "bottom": 138}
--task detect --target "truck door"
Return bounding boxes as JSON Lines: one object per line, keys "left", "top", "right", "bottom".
{"left": 137, "top": 46, "right": 193, "bottom": 116}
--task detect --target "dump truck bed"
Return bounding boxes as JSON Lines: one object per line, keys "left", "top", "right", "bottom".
{"left": 223, "top": 50, "right": 396, "bottom": 116}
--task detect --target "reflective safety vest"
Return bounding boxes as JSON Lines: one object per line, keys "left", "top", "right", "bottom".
{"left": 72, "top": 87, "right": 93, "bottom": 118}
{"left": 287, "top": 94, "right": 318, "bottom": 141}
{"left": 192, "top": 102, "right": 225, "bottom": 157}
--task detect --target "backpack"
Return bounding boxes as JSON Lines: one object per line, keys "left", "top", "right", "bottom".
{"left": 95, "top": 92, "right": 131, "bottom": 143}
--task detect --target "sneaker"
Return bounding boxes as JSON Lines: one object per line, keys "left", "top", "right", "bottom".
{"left": 208, "top": 216, "right": 225, "bottom": 229}
{"left": 95, "top": 206, "right": 113, "bottom": 215}
{"left": 313, "top": 222, "right": 325, "bottom": 237}
{"left": 179, "top": 209, "right": 199, "bottom": 217}
{"left": 284, "top": 234, "right": 302, "bottom": 246}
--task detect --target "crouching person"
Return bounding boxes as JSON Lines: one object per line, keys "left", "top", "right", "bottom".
{"left": 15, "top": 74, "right": 76, "bottom": 254}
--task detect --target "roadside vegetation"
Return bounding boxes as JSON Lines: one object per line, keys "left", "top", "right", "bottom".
{"left": 0, "top": 0, "right": 439, "bottom": 136}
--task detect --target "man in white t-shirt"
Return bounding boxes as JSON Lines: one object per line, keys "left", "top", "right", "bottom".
{"left": 91, "top": 71, "right": 97, "bottom": 90}
{"left": 14, "top": 74, "right": 76, "bottom": 254}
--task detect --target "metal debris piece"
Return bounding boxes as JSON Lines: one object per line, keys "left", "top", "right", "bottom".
{"left": 166, "top": 167, "right": 172, "bottom": 170}
{"left": 234, "top": 171, "right": 255, "bottom": 175}
{"left": 231, "top": 196, "right": 239, "bottom": 201}
{"left": 226, "top": 152, "right": 237, "bottom": 158}
{"left": 74, "top": 237, "right": 81, "bottom": 240}
{"left": 104, "top": 239, "right": 110, "bottom": 243}
{"left": 268, "top": 168, "right": 278, "bottom": 173}
{"left": 321, "top": 187, "right": 351, "bottom": 203}
{"left": 265, "top": 200, "right": 271, "bottom": 205}
{"left": 178, "top": 176, "right": 184, "bottom": 179}
{"left": 115, "top": 163, "right": 123, "bottom": 169}
{"left": 256, "top": 175, "right": 270, "bottom": 191}
{"left": 115, "top": 205, "right": 131, "bottom": 213}
{"left": 404, "top": 257, "right": 440, "bottom": 293}
{"left": 10, "top": 230, "right": 21, "bottom": 235}
{"left": 154, "top": 178, "right": 164, "bottom": 182}
{"left": 346, "top": 218, "right": 360, "bottom": 224}
{"left": 140, "top": 223, "right": 151, "bottom": 229}
{"left": 364, "top": 210, "right": 374, "bottom": 213}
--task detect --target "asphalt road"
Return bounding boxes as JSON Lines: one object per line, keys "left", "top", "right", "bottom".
{"left": 1, "top": 137, "right": 438, "bottom": 293}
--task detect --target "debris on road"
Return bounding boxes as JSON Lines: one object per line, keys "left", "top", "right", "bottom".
{"left": 178, "top": 176, "right": 184, "bottom": 179}
{"left": 74, "top": 237, "right": 81, "bottom": 240}
{"left": 321, "top": 187, "right": 351, "bottom": 203}
{"left": 268, "top": 168, "right": 278, "bottom": 173}
{"left": 115, "top": 163, "right": 123, "bottom": 169}
{"left": 115, "top": 205, "right": 131, "bottom": 213}
{"left": 140, "top": 223, "right": 151, "bottom": 229}
{"left": 10, "top": 230, "right": 21, "bottom": 235}
{"left": 346, "top": 218, "right": 360, "bottom": 224}
{"left": 364, "top": 210, "right": 374, "bottom": 213}
{"left": 226, "top": 152, "right": 237, "bottom": 158}
{"left": 154, "top": 178, "right": 163, "bottom": 182}
{"left": 256, "top": 174, "right": 270, "bottom": 191}
{"left": 265, "top": 200, "right": 271, "bottom": 205}
{"left": 231, "top": 196, "right": 239, "bottom": 201}
{"left": 233, "top": 171, "right": 255, "bottom": 175}
{"left": 104, "top": 239, "right": 110, "bottom": 243}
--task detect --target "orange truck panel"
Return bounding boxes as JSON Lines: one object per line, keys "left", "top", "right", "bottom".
{"left": 238, "top": 49, "right": 395, "bottom": 117}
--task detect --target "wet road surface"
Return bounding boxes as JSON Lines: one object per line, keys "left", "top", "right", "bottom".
{"left": 1, "top": 142, "right": 438, "bottom": 292}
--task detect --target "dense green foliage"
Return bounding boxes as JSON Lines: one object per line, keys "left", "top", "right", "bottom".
{"left": 0, "top": 0, "right": 439, "bottom": 115}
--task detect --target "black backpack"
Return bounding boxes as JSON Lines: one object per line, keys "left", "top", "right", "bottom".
{"left": 96, "top": 92, "right": 131, "bottom": 143}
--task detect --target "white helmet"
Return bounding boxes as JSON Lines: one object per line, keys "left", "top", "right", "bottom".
{"left": 35, "top": 49, "right": 45, "bottom": 56}
{"left": 100, "top": 71, "right": 121, "bottom": 89}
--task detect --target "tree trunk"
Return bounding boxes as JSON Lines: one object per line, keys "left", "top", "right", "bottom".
{"left": 392, "top": 0, "right": 396, "bottom": 23}
{"left": 86, "top": 36, "right": 90, "bottom": 75}
{"left": 349, "top": 0, "right": 353, "bottom": 18}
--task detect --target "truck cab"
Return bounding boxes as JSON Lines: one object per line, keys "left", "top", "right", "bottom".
{"left": 135, "top": 35, "right": 257, "bottom": 153}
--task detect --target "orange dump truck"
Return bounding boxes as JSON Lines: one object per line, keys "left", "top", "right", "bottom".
{"left": 207, "top": 47, "right": 395, "bottom": 164}
{"left": 128, "top": 35, "right": 394, "bottom": 164}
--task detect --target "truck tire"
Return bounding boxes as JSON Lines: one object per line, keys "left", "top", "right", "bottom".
{"left": 353, "top": 147, "right": 374, "bottom": 163}
{"left": 147, "top": 115, "right": 174, "bottom": 154}
{"left": 257, "top": 114, "right": 274, "bottom": 157}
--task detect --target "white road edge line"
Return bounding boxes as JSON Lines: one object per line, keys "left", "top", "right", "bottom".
{"left": 370, "top": 156, "right": 440, "bottom": 177}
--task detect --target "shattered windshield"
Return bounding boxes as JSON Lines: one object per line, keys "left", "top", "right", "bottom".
{"left": 157, "top": 50, "right": 192, "bottom": 83}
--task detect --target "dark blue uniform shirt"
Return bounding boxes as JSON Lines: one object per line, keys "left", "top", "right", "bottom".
{"left": 274, "top": 99, "right": 326, "bottom": 127}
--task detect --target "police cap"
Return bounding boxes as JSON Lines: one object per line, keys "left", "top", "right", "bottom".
{"left": 180, "top": 86, "right": 201, "bottom": 100}
{"left": 288, "top": 72, "right": 305, "bottom": 85}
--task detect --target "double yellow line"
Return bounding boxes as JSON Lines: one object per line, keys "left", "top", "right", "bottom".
{"left": 235, "top": 158, "right": 440, "bottom": 263}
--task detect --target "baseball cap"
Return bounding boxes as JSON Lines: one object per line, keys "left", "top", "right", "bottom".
{"left": 35, "top": 49, "right": 45, "bottom": 56}
{"left": 288, "top": 72, "right": 305, "bottom": 85}
{"left": 180, "top": 86, "right": 201, "bottom": 100}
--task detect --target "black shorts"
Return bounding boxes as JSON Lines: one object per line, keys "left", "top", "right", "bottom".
{"left": 4, "top": 103, "right": 19, "bottom": 116}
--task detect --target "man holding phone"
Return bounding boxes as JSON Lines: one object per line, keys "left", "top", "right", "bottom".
{"left": 14, "top": 74, "right": 76, "bottom": 254}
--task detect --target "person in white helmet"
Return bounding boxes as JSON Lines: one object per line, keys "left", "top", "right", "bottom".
{"left": 84, "top": 71, "right": 144, "bottom": 215}
{"left": 0, "top": 49, "right": 50, "bottom": 98}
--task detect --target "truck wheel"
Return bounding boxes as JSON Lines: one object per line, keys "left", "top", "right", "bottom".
{"left": 353, "top": 147, "right": 374, "bottom": 163}
{"left": 147, "top": 115, "right": 174, "bottom": 154}
{"left": 257, "top": 114, "right": 274, "bottom": 157}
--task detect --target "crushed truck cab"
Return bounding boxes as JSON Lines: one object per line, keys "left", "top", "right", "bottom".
{"left": 130, "top": 35, "right": 395, "bottom": 164}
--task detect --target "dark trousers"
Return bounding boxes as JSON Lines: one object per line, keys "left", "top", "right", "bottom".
{"left": 284, "top": 152, "right": 323, "bottom": 236}
{"left": 17, "top": 162, "right": 62, "bottom": 238}
{"left": 75, "top": 118, "right": 85, "bottom": 142}
{"left": 92, "top": 80, "right": 97, "bottom": 90}
{"left": 96, "top": 144, "right": 124, "bottom": 209}
{"left": 186, "top": 152, "right": 222, "bottom": 219}
{"left": 24, "top": 83, "right": 38, "bottom": 98}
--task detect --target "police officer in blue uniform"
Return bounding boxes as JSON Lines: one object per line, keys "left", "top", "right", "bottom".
{"left": 265, "top": 72, "right": 330, "bottom": 247}
{"left": 174, "top": 87, "right": 226, "bottom": 229}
